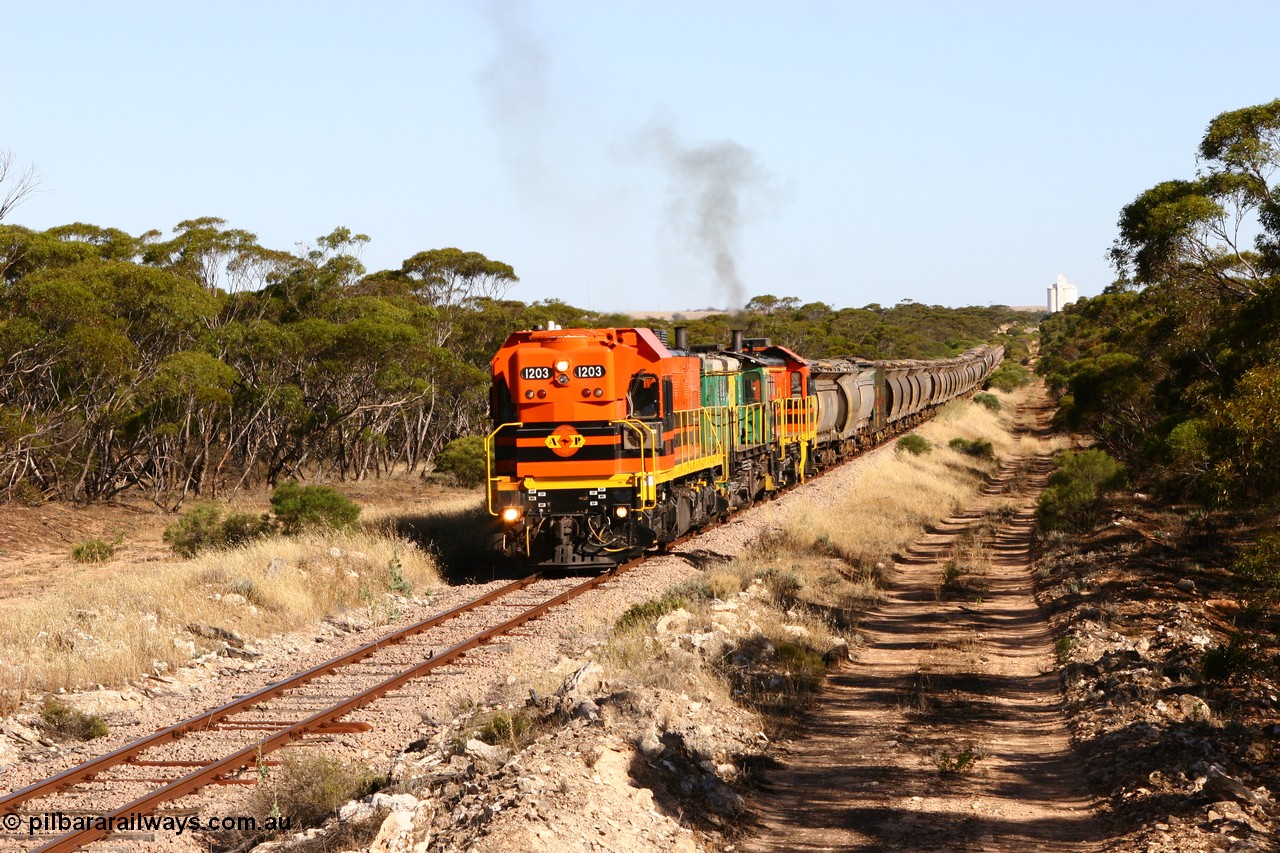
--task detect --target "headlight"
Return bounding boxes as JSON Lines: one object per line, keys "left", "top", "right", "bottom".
{"left": 554, "top": 360, "right": 570, "bottom": 372}
{"left": 501, "top": 507, "right": 521, "bottom": 523}
{"left": 614, "top": 505, "right": 629, "bottom": 518}
{"left": 555, "top": 373, "right": 570, "bottom": 386}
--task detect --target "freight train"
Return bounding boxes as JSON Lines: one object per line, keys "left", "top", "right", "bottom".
{"left": 484, "top": 326, "right": 1003, "bottom": 568}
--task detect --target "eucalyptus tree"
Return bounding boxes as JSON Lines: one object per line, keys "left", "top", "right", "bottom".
{"left": 143, "top": 217, "right": 275, "bottom": 294}
{"left": 0, "top": 252, "right": 219, "bottom": 501}
{"left": 1044, "top": 99, "right": 1280, "bottom": 503}
{"left": 397, "top": 248, "right": 518, "bottom": 347}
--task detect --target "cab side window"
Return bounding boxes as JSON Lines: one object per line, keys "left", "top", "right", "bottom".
{"left": 628, "top": 373, "right": 660, "bottom": 419}
{"left": 492, "top": 378, "right": 516, "bottom": 422}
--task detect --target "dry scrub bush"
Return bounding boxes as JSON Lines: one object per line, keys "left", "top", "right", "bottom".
{"left": 0, "top": 530, "right": 441, "bottom": 703}
{"left": 707, "top": 572, "right": 744, "bottom": 600}
{"left": 599, "top": 623, "right": 735, "bottom": 705}
{"left": 39, "top": 696, "right": 108, "bottom": 740}
{"left": 235, "top": 754, "right": 384, "bottom": 841}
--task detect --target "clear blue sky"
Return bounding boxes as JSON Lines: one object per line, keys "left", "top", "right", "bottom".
{"left": 3, "top": 1, "right": 1277, "bottom": 312}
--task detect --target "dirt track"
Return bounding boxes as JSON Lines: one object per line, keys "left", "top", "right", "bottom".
{"left": 746, "top": 397, "right": 1102, "bottom": 852}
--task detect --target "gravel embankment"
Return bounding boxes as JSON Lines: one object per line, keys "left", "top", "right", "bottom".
{"left": 1, "top": 444, "right": 897, "bottom": 850}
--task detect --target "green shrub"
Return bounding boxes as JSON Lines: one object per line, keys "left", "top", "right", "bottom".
{"left": 387, "top": 549, "right": 411, "bottom": 596}
{"left": 1054, "top": 635, "right": 1075, "bottom": 666}
{"left": 987, "top": 364, "right": 1032, "bottom": 393}
{"left": 220, "top": 511, "right": 274, "bottom": 545}
{"left": 772, "top": 641, "right": 826, "bottom": 693}
{"left": 71, "top": 539, "right": 115, "bottom": 563}
{"left": 165, "top": 504, "right": 224, "bottom": 556}
{"left": 164, "top": 503, "right": 275, "bottom": 557}
{"left": 668, "top": 576, "right": 712, "bottom": 601}
{"left": 935, "top": 743, "right": 988, "bottom": 775}
{"left": 611, "top": 576, "right": 713, "bottom": 634}
{"left": 948, "top": 437, "right": 995, "bottom": 460}
{"left": 614, "top": 593, "right": 689, "bottom": 634}
{"left": 1202, "top": 636, "right": 1268, "bottom": 682}
{"left": 1233, "top": 532, "right": 1280, "bottom": 598}
{"left": 7, "top": 481, "right": 44, "bottom": 506}
{"left": 434, "top": 435, "right": 488, "bottom": 488}
{"left": 1036, "top": 449, "right": 1125, "bottom": 532}
{"left": 761, "top": 567, "right": 804, "bottom": 602}
{"left": 40, "top": 697, "right": 108, "bottom": 740}
{"left": 940, "top": 559, "right": 963, "bottom": 589}
{"left": 896, "top": 434, "right": 932, "bottom": 455}
{"left": 973, "top": 392, "right": 1001, "bottom": 412}
{"left": 1166, "top": 418, "right": 1210, "bottom": 466}
{"left": 472, "top": 707, "right": 543, "bottom": 750}
{"left": 270, "top": 481, "right": 360, "bottom": 535}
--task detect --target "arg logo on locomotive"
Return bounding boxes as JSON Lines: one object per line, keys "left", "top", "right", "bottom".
{"left": 545, "top": 424, "right": 586, "bottom": 457}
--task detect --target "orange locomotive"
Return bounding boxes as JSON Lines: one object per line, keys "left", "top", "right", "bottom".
{"left": 485, "top": 325, "right": 1001, "bottom": 568}
{"left": 485, "top": 326, "right": 815, "bottom": 567}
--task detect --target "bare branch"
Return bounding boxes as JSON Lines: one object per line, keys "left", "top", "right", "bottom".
{"left": 0, "top": 149, "right": 42, "bottom": 223}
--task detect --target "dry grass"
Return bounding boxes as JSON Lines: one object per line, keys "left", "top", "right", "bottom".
{"left": 597, "top": 580, "right": 740, "bottom": 708}
{"left": 360, "top": 489, "right": 484, "bottom": 533}
{"left": 364, "top": 492, "right": 492, "bottom": 575}
{"left": 596, "top": 574, "right": 848, "bottom": 738}
{"left": 746, "top": 391, "right": 1027, "bottom": 611}
{"left": 937, "top": 513, "right": 1000, "bottom": 600}
{"left": 599, "top": 618, "right": 736, "bottom": 704}
{"left": 0, "top": 529, "right": 441, "bottom": 709}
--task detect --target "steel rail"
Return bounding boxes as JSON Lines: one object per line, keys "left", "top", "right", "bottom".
{"left": 23, "top": 567, "right": 633, "bottom": 852}
{"left": 5, "top": 376, "right": 995, "bottom": 850}
{"left": 0, "top": 574, "right": 541, "bottom": 818}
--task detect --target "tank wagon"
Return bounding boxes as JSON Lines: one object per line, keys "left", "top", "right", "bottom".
{"left": 485, "top": 327, "right": 1003, "bottom": 568}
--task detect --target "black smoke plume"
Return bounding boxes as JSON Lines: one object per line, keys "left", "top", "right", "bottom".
{"left": 642, "top": 127, "right": 768, "bottom": 310}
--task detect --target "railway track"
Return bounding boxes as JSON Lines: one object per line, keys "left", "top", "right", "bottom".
{"left": 0, "top": 566, "right": 641, "bottom": 852}
{"left": 0, "top": 394, "right": 987, "bottom": 851}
